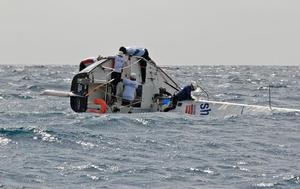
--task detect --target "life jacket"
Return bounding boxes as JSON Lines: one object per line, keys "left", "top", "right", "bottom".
{"left": 87, "top": 98, "right": 107, "bottom": 114}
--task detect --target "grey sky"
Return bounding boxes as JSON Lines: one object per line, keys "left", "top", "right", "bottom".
{"left": 0, "top": 0, "right": 299, "bottom": 65}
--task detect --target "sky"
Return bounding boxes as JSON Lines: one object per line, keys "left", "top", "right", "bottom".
{"left": 0, "top": 0, "right": 300, "bottom": 66}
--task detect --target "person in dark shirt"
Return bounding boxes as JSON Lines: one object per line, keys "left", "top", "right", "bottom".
{"left": 175, "top": 84, "right": 195, "bottom": 101}
{"left": 164, "top": 82, "right": 197, "bottom": 112}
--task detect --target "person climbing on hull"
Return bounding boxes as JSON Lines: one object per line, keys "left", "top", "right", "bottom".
{"left": 164, "top": 81, "right": 197, "bottom": 112}
{"left": 119, "top": 46, "right": 152, "bottom": 84}
{"left": 107, "top": 51, "right": 126, "bottom": 99}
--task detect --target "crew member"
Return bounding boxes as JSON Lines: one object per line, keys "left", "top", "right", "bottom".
{"left": 122, "top": 73, "right": 139, "bottom": 106}
{"left": 164, "top": 82, "right": 197, "bottom": 112}
{"left": 109, "top": 51, "right": 126, "bottom": 97}
{"left": 119, "top": 46, "right": 151, "bottom": 84}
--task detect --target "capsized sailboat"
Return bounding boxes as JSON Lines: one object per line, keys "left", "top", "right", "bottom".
{"left": 41, "top": 55, "right": 300, "bottom": 117}
{"left": 42, "top": 56, "right": 181, "bottom": 113}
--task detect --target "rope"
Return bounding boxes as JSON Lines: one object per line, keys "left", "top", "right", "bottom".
{"left": 85, "top": 79, "right": 114, "bottom": 97}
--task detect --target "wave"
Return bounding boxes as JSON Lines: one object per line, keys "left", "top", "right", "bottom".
{"left": 0, "top": 127, "right": 35, "bottom": 137}
{"left": 0, "top": 127, "right": 60, "bottom": 143}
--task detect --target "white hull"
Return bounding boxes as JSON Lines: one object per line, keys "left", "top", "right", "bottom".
{"left": 172, "top": 100, "right": 300, "bottom": 117}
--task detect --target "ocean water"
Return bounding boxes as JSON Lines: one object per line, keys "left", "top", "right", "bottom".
{"left": 0, "top": 65, "right": 300, "bottom": 189}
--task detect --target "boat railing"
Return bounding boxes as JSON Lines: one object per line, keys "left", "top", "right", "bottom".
{"left": 99, "top": 57, "right": 143, "bottom": 103}
{"left": 197, "top": 84, "right": 210, "bottom": 100}
{"left": 131, "top": 56, "right": 182, "bottom": 92}
{"left": 115, "top": 56, "right": 210, "bottom": 101}
{"left": 97, "top": 55, "right": 183, "bottom": 105}
{"left": 122, "top": 56, "right": 142, "bottom": 72}
{"left": 100, "top": 56, "right": 142, "bottom": 78}
{"left": 128, "top": 57, "right": 212, "bottom": 102}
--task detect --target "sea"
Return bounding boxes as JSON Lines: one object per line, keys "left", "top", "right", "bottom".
{"left": 0, "top": 65, "right": 299, "bottom": 189}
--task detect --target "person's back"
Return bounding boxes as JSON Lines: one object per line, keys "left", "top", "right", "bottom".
{"left": 163, "top": 82, "right": 197, "bottom": 112}
{"left": 123, "top": 47, "right": 146, "bottom": 57}
{"left": 175, "top": 85, "right": 194, "bottom": 101}
{"left": 120, "top": 46, "right": 151, "bottom": 61}
{"left": 113, "top": 54, "right": 125, "bottom": 73}
{"left": 110, "top": 53, "right": 125, "bottom": 97}
{"left": 122, "top": 73, "right": 138, "bottom": 105}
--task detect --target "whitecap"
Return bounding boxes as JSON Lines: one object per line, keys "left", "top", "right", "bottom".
{"left": 76, "top": 140, "right": 98, "bottom": 148}
{"left": 237, "top": 161, "right": 247, "bottom": 165}
{"left": 190, "top": 167, "right": 200, "bottom": 172}
{"left": 256, "top": 182, "right": 275, "bottom": 187}
{"left": 239, "top": 167, "right": 249, "bottom": 172}
{"left": 86, "top": 174, "right": 99, "bottom": 181}
{"left": 203, "top": 168, "right": 214, "bottom": 174}
{"left": 135, "top": 118, "right": 149, "bottom": 125}
{"left": 33, "top": 129, "right": 59, "bottom": 142}
{"left": 0, "top": 137, "right": 11, "bottom": 146}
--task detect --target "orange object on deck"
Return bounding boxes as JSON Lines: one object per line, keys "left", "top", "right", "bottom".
{"left": 87, "top": 98, "right": 107, "bottom": 113}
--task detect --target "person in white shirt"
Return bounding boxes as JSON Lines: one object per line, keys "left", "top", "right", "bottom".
{"left": 122, "top": 73, "right": 139, "bottom": 106}
{"left": 119, "top": 46, "right": 151, "bottom": 84}
{"left": 107, "top": 51, "right": 126, "bottom": 97}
